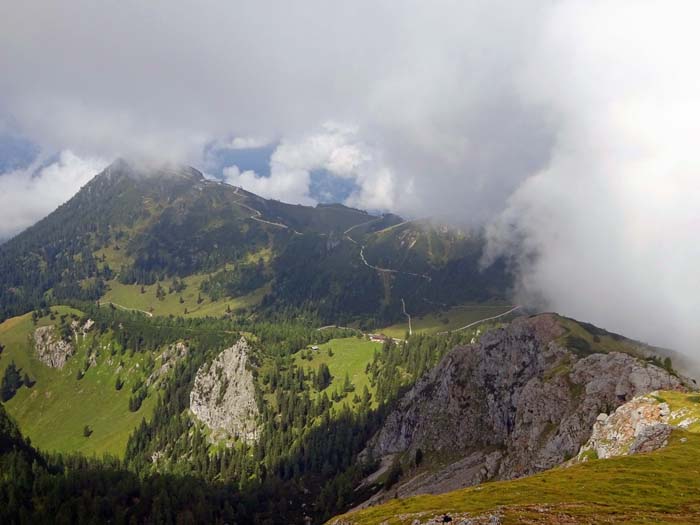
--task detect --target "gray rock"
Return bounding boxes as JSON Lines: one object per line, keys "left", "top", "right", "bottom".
{"left": 147, "top": 342, "right": 188, "bottom": 387}
{"left": 629, "top": 423, "right": 672, "bottom": 454}
{"left": 33, "top": 325, "right": 74, "bottom": 368}
{"left": 361, "top": 314, "right": 685, "bottom": 502}
{"left": 190, "top": 338, "right": 259, "bottom": 443}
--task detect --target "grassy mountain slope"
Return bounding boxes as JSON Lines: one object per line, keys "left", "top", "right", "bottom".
{"left": 331, "top": 391, "right": 700, "bottom": 525}
{"left": 379, "top": 303, "right": 516, "bottom": 338}
{"left": 0, "top": 159, "right": 512, "bottom": 328}
{"left": 0, "top": 307, "right": 158, "bottom": 456}
{"left": 292, "top": 337, "right": 379, "bottom": 409}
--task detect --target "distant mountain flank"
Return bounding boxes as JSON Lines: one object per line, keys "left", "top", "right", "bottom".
{"left": 0, "top": 158, "right": 512, "bottom": 326}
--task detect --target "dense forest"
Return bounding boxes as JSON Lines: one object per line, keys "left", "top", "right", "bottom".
{"left": 0, "top": 303, "right": 477, "bottom": 524}
{"left": 0, "top": 160, "right": 511, "bottom": 327}
{"left": 0, "top": 160, "right": 511, "bottom": 523}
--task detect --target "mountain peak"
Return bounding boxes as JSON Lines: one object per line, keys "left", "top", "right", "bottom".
{"left": 102, "top": 158, "right": 204, "bottom": 183}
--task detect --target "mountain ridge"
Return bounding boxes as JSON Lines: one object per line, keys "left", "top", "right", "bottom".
{"left": 0, "top": 159, "right": 512, "bottom": 326}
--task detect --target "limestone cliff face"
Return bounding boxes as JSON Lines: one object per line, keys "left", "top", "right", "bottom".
{"left": 189, "top": 338, "right": 259, "bottom": 443}
{"left": 361, "top": 314, "right": 685, "bottom": 502}
{"left": 33, "top": 325, "right": 74, "bottom": 368}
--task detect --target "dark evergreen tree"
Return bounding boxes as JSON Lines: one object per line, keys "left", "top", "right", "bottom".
{"left": 1, "top": 362, "right": 23, "bottom": 401}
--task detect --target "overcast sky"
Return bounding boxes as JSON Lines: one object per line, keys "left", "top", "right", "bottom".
{"left": 0, "top": 1, "right": 698, "bottom": 358}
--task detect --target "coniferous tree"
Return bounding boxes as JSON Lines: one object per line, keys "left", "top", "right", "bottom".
{"left": 22, "top": 373, "right": 34, "bottom": 388}
{"left": 1, "top": 362, "right": 23, "bottom": 401}
{"left": 342, "top": 372, "right": 354, "bottom": 393}
{"left": 315, "top": 363, "right": 332, "bottom": 390}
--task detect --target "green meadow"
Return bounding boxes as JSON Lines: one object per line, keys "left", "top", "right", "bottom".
{"left": 380, "top": 303, "right": 515, "bottom": 339}
{"left": 0, "top": 307, "right": 157, "bottom": 457}
{"left": 294, "top": 337, "right": 380, "bottom": 409}
{"left": 101, "top": 276, "right": 266, "bottom": 318}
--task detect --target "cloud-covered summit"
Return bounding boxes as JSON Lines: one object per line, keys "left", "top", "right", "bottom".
{"left": 0, "top": 1, "right": 698, "bottom": 358}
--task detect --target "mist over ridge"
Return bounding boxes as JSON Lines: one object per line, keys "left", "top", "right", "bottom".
{"left": 0, "top": 1, "right": 698, "bottom": 360}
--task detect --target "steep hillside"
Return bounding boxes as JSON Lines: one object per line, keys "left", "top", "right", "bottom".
{"left": 0, "top": 399, "right": 255, "bottom": 524}
{"left": 331, "top": 421, "right": 700, "bottom": 524}
{"left": 359, "top": 219, "right": 510, "bottom": 315}
{"left": 0, "top": 307, "right": 159, "bottom": 456}
{"left": 354, "top": 314, "right": 688, "bottom": 507}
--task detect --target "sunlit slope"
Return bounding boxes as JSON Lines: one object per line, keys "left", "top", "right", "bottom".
{"left": 331, "top": 391, "right": 700, "bottom": 525}
{"left": 379, "top": 303, "right": 516, "bottom": 339}
{"left": 0, "top": 308, "right": 157, "bottom": 457}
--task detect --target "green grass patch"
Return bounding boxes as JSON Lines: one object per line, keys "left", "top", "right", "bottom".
{"left": 380, "top": 304, "right": 514, "bottom": 339}
{"left": 661, "top": 390, "right": 700, "bottom": 433}
{"left": 0, "top": 308, "right": 158, "bottom": 457}
{"left": 101, "top": 275, "right": 266, "bottom": 318}
{"left": 293, "top": 337, "right": 379, "bottom": 410}
{"left": 332, "top": 430, "right": 700, "bottom": 524}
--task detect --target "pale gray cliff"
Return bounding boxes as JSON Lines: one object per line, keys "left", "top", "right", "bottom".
{"left": 189, "top": 338, "right": 260, "bottom": 443}
{"left": 360, "top": 314, "right": 685, "bottom": 503}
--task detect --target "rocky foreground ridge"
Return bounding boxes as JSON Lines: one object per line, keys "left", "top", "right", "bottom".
{"left": 360, "top": 314, "right": 687, "bottom": 504}
{"left": 574, "top": 390, "right": 700, "bottom": 462}
{"left": 189, "top": 337, "right": 260, "bottom": 443}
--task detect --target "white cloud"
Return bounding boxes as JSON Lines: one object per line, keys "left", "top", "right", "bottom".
{"left": 0, "top": 0, "right": 699, "bottom": 362}
{"left": 223, "top": 164, "right": 313, "bottom": 205}
{"left": 269, "top": 124, "right": 367, "bottom": 179}
{"left": 218, "top": 136, "right": 272, "bottom": 150}
{"left": 0, "top": 151, "right": 108, "bottom": 240}
{"left": 226, "top": 123, "right": 397, "bottom": 210}
{"left": 485, "top": 0, "right": 700, "bottom": 356}
{"left": 0, "top": 0, "right": 551, "bottom": 217}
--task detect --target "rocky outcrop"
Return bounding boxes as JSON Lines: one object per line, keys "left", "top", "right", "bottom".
{"left": 147, "top": 342, "right": 188, "bottom": 387}
{"left": 70, "top": 318, "right": 94, "bottom": 337}
{"left": 360, "top": 314, "right": 686, "bottom": 503}
{"left": 574, "top": 391, "right": 700, "bottom": 461}
{"left": 33, "top": 325, "right": 74, "bottom": 368}
{"left": 190, "top": 338, "right": 259, "bottom": 443}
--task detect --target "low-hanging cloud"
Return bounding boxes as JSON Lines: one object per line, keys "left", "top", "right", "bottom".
{"left": 0, "top": 0, "right": 553, "bottom": 218}
{"left": 223, "top": 123, "right": 398, "bottom": 210}
{"left": 0, "top": 1, "right": 698, "bottom": 359}
{"left": 0, "top": 151, "right": 107, "bottom": 240}
{"left": 485, "top": 1, "right": 700, "bottom": 357}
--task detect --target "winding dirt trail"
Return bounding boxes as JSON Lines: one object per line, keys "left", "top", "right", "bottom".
{"left": 108, "top": 302, "right": 154, "bottom": 317}
{"left": 401, "top": 298, "right": 412, "bottom": 336}
{"left": 436, "top": 305, "right": 521, "bottom": 335}
{"left": 231, "top": 186, "right": 302, "bottom": 234}
{"left": 358, "top": 246, "right": 432, "bottom": 282}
